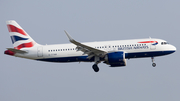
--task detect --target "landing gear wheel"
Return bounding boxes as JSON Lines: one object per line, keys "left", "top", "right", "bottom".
{"left": 92, "top": 64, "right": 99, "bottom": 72}
{"left": 152, "top": 63, "right": 156, "bottom": 67}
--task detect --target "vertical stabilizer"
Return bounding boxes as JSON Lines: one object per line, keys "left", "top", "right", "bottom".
{"left": 6, "top": 20, "right": 40, "bottom": 50}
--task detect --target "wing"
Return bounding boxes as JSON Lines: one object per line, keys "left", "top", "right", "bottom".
{"left": 64, "top": 31, "right": 107, "bottom": 59}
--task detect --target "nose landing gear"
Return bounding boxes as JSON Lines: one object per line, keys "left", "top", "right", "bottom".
{"left": 151, "top": 57, "right": 156, "bottom": 67}
{"left": 152, "top": 63, "right": 156, "bottom": 67}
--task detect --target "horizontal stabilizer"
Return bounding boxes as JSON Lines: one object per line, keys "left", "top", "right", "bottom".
{"left": 7, "top": 48, "right": 27, "bottom": 53}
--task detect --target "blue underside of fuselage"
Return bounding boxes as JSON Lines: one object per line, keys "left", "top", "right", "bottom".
{"left": 36, "top": 51, "right": 175, "bottom": 63}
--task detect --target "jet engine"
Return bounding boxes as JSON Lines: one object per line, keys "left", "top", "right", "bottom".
{"left": 104, "top": 51, "right": 126, "bottom": 67}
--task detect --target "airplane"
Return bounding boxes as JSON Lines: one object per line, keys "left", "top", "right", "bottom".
{"left": 4, "top": 20, "right": 176, "bottom": 72}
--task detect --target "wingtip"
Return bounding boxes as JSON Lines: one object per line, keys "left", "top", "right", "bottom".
{"left": 64, "top": 30, "right": 74, "bottom": 41}
{"left": 64, "top": 30, "right": 67, "bottom": 33}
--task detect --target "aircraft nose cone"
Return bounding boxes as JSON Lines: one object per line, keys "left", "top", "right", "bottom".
{"left": 172, "top": 45, "right": 176, "bottom": 51}
{"left": 170, "top": 45, "right": 176, "bottom": 54}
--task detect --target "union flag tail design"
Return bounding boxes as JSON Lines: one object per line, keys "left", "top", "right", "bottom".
{"left": 6, "top": 20, "right": 39, "bottom": 50}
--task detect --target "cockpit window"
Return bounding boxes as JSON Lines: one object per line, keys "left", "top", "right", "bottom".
{"left": 161, "top": 42, "right": 169, "bottom": 45}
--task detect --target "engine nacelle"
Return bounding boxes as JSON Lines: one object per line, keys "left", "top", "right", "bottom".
{"left": 105, "top": 51, "right": 126, "bottom": 67}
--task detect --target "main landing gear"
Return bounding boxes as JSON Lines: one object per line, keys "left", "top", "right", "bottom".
{"left": 151, "top": 57, "right": 156, "bottom": 67}
{"left": 92, "top": 64, "right": 99, "bottom": 72}
{"left": 92, "top": 56, "right": 100, "bottom": 72}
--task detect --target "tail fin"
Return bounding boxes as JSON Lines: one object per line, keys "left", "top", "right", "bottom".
{"left": 6, "top": 20, "right": 40, "bottom": 50}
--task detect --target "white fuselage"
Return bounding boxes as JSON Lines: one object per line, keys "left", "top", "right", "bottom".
{"left": 13, "top": 38, "right": 176, "bottom": 63}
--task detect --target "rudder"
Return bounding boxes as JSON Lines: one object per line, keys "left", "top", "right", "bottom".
{"left": 6, "top": 20, "right": 40, "bottom": 50}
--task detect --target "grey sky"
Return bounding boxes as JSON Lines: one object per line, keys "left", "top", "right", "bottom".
{"left": 0, "top": 0, "right": 179, "bottom": 101}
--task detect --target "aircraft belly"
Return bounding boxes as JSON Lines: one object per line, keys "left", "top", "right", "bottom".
{"left": 36, "top": 55, "right": 94, "bottom": 62}
{"left": 126, "top": 50, "right": 175, "bottom": 59}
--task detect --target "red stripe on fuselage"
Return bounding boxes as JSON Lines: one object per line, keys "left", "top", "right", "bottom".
{"left": 7, "top": 24, "right": 27, "bottom": 36}
{"left": 15, "top": 42, "right": 34, "bottom": 50}
{"left": 138, "top": 41, "right": 158, "bottom": 43}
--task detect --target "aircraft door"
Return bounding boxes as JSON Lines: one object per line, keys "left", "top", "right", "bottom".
{"left": 37, "top": 46, "right": 43, "bottom": 57}
{"left": 150, "top": 40, "right": 156, "bottom": 50}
